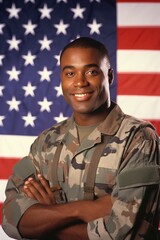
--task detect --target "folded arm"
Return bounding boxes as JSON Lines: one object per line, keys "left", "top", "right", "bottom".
{"left": 18, "top": 174, "right": 112, "bottom": 239}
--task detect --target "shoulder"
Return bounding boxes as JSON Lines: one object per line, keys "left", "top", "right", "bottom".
{"left": 42, "top": 118, "right": 70, "bottom": 136}
{"left": 126, "top": 115, "right": 158, "bottom": 140}
{"left": 110, "top": 103, "right": 158, "bottom": 141}
{"left": 31, "top": 118, "right": 71, "bottom": 149}
{"left": 121, "top": 115, "right": 159, "bottom": 162}
{"left": 122, "top": 114, "right": 158, "bottom": 140}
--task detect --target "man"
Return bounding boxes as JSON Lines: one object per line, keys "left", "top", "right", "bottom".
{"left": 2, "top": 37, "right": 160, "bottom": 240}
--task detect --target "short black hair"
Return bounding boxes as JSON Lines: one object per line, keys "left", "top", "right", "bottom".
{"left": 60, "top": 37, "right": 110, "bottom": 65}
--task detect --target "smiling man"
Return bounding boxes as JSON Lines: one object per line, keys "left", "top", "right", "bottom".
{"left": 2, "top": 37, "right": 160, "bottom": 240}
{"left": 60, "top": 44, "right": 112, "bottom": 119}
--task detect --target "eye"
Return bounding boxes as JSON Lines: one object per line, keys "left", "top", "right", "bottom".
{"left": 65, "top": 71, "right": 74, "bottom": 77}
{"left": 86, "top": 69, "right": 99, "bottom": 76}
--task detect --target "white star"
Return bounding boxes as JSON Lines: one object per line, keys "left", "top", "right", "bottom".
{"left": 22, "top": 112, "right": 37, "bottom": 127}
{"left": 6, "top": 66, "right": 21, "bottom": 81}
{"left": 6, "top": 3, "right": 21, "bottom": 19}
{"left": 56, "top": 0, "right": 67, "bottom": 3}
{"left": 22, "top": 20, "right": 37, "bottom": 35}
{"left": 38, "top": 4, "right": 53, "bottom": 19}
{"left": 90, "top": 0, "right": 101, "bottom": 2}
{"left": 22, "top": 51, "right": 36, "bottom": 66}
{"left": 54, "top": 53, "right": 60, "bottom": 66}
{"left": 38, "top": 66, "right": 53, "bottom": 82}
{"left": 54, "top": 84, "right": 63, "bottom": 97}
{"left": 87, "top": 18, "right": 102, "bottom": 34}
{"left": 38, "top": 35, "right": 53, "bottom": 51}
{"left": 0, "top": 85, "right": 5, "bottom": 96}
{"left": 7, "top": 35, "right": 21, "bottom": 51}
{"left": 70, "top": 3, "right": 86, "bottom": 19}
{"left": 54, "top": 19, "right": 69, "bottom": 35}
{"left": 7, "top": 96, "right": 21, "bottom": 111}
{"left": 0, "top": 115, "right": 5, "bottom": 127}
{"left": 0, "top": 55, "right": 5, "bottom": 65}
{"left": 22, "top": 82, "right": 36, "bottom": 97}
{"left": 54, "top": 112, "right": 68, "bottom": 123}
{"left": 25, "top": 0, "right": 35, "bottom": 3}
{"left": 0, "top": 23, "right": 5, "bottom": 34}
{"left": 38, "top": 97, "right": 53, "bottom": 112}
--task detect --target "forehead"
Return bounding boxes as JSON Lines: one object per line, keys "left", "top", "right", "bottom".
{"left": 60, "top": 47, "right": 104, "bottom": 65}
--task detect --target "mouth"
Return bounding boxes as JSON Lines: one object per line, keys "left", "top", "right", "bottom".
{"left": 74, "top": 93, "right": 89, "bottom": 97}
{"left": 71, "top": 92, "right": 93, "bottom": 101}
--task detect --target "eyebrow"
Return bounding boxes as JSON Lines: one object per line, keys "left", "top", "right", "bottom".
{"left": 62, "top": 64, "right": 99, "bottom": 71}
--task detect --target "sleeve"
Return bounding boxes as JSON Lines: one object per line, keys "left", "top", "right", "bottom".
{"left": 87, "top": 126, "right": 160, "bottom": 240}
{"left": 2, "top": 142, "right": 41, "bottom": 240}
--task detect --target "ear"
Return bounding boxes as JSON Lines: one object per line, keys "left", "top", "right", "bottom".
{"left": 108, "top": 68, "right": 114, "bottom": 85}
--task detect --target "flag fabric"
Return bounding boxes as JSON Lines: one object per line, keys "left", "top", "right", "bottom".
{"left": 0, "top": 0, "right": 160, "bottom": 239}
{"left": 0, "top": 0, "right": 117, "bottom": 238}
{"left": 117, "top": 0, "right": 160, "bottom": 137}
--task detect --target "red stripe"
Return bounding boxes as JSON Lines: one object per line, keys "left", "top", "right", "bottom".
{"left": 0, "top": 158, "right": 20, "bottom": 179}
{"left": 118, "top": 73, "right": 160, "bottom": 96}
{"left": 118, "top": 27, "right": 160, "bottom": 50}
{"left": 117, "top": 0, "right": 160, "bottom": 2}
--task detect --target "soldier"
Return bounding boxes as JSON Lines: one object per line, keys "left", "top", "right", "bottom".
{"left": 2, "top": 37, "right": 160, "bottom": 240}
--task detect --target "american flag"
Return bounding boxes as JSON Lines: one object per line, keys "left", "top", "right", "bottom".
{"left": 0, "top": 0, "right": 160, "bottom": 238}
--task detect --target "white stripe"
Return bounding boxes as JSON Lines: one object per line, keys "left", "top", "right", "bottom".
{"left": 0, "top": 180, "right": 7, "bottom": 202}
{"left": 0, "top": 135, "right": 36, "bottom": 158}
{"left": 117, "top": 50, "right": 160, "bottom": 73}
{"left": 117, "top": 95, "right": 160, "bottom": 120}
{"left": 117, "top": 3, "right": 160, "bottom": 26}
{"left": 0, "top": 226, "right": 14, "bottom": 240}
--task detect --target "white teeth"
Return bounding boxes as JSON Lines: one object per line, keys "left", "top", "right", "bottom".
{"left": 74, "top": 93, "right": 87, "bottom": 97}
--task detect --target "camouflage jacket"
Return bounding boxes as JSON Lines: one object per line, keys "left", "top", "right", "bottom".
{"left": 2, "top": 102, "right": 160, "bottom": 239}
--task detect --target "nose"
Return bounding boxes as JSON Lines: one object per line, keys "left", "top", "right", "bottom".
{"left": 74, "top": 73, "right": 89, "bottom": 87}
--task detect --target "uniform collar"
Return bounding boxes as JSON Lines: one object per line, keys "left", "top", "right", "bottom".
{"left": 60, "top": 102, "right": 125, "bottom": 140}
{"left": 98, "top": 102, "right": 125, "bottom": 136}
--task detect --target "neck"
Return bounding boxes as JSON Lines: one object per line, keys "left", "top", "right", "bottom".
{"left": 74, "top": 101, "right": 114, "bottom": 126}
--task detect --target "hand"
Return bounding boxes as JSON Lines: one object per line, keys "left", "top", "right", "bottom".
{"left": 23, "top": 174, "right": 56, "bottom": 205}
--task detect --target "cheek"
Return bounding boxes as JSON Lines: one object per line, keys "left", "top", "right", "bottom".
{"left": 61, "top": 81, "right": 71, "bottom": 102}
{"left": 61, "top": 76, "right": 73, "bottom": 89}
{"left": 61, "top": 80, "right": 69, "bottom": 92}
{"left": 97, "top": 78, "right": 108, "bottom": 91}
{"left": 61, "top": 82, "right": 65, "bottom": 92}
{"left": 98, "top": 80, "right": 110, "bottom": 98}
{"left": 102, "top": 77, "right": 109, "bottom": 90}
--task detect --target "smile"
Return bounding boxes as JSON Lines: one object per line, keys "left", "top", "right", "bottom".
{"left": 71, "top": 92, "right": 93, "bottom": 101}
{"left": 74, "top": 93, "right": 88, "bottom": 97}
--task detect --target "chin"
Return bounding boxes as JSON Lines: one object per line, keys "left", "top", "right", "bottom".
{"left": 73, "top": 106, "right": 94, "bottom": 114}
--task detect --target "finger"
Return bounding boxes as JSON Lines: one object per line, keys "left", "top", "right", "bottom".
{"left": 26, "top": 177, "right": 54, "bottom": 205}
{"left": 37, "top": 175, "right": 56, "bottom": 204}
{"left": 37, "top": 174, "right": 53, "bottom": 195}
{"left": 25, "top": 178, "right": 45, "bottom": 203}
{"left": 28, "top": 177, "right": 49, "bottom": 199}
{"left": 23, "top": 184, "right": 36, "bottom": 199}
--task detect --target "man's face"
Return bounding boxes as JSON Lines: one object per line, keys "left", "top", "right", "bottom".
{"left": 60, "top": 47, "right": 111, "bottom": 115}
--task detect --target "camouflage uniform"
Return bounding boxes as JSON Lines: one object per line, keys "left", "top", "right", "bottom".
{"left": 2, "top": 102, "right": 160, "bottom": 239}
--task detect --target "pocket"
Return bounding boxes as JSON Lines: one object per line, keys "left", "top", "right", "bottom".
{"left": 83, "top": 167, "right": 116, "bottom": 198}
{"left": 95, "top": 168, "right": 116, "bottom": 197}
{"left": 47, "top": 160, "right": 68, "bottom": 184}
{"left": 95, "top": 167, "right": 116, "bottom": 186}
